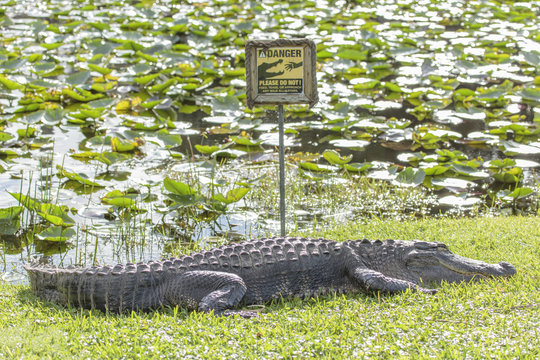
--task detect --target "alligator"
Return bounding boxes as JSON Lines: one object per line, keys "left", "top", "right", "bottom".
{"left": 25, "top": 237, "right": 516, "bottom": 317}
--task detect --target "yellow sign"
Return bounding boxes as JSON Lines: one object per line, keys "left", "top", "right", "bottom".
{"left": 245, "top": 39, "right": 317, "bottom": 108}
{"left": 257, "top": 47, "right": 303, "bottom": 94}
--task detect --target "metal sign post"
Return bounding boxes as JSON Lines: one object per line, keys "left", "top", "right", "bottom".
{"left": 277, "top": 104, "right": 286, "bottom": 236}
{"left": 245, "top": 39, "right": 318, "bottom": 236}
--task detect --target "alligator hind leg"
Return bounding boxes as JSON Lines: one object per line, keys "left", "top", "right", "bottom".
{"left": 164, "top": 270, "right": 255, "bottom": 317}
{"left": 350, "top": 268, "right": 437, "bottom": 294}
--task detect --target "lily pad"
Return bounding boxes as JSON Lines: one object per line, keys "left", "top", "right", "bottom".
{"left": 212, "top": 188, "right": 250, "bottom": 204}
{"left": 37, "top": 203, "right": 75, "bottom": 227}
{"left": 0, "top": 74, "right": 23, "bottom": 90}
{"left": 0, "top": 206, "right": 23, "bottom": 220}
{"left": 195, "top": 145, "right": 220, "bottom": 155}
{"left": 56, "top": 166, "right": 105, "bottom": 188}
{"left": 439, "top": 195, "right": 481, "bottom": 208}
{"left": 156, "top": 131, "right": 183, "bottom": 148}
{"left": 328, "top": 139, "right": 369, "bottom": 149}
{"left": 0, "top": 206, "right": 23, "bottom": 235}
{"left": 519, "top": 88, "right": 540, "bottom": 103}
{"left": 230, "top": 136, "right": 262, "bottom": 147}
{"left": 299, "top": 162, "right": 338, "bottom": 173}
{"left": 111, "top": 137, "right": 141, "bottom": 152}
{"left": 36, "top": 226, "right": 76, "bottom": 242}
{"left": 322, "top": 149, "right": 352, "bottom": 165}
{"left": 500, "top": 140, "right": 540, "bottom": 155}
{"left": 431, "top": 177, "right": 474, "bottom": 191}
{"left": 504, "top": 187, "right": 534, "bottom": 200}
{"left": 421, "top": 165, "right": 449, "bottom": 176}
{"left": 343, "top": 162, "right": 373, "bottom": 173}
{"left": 101, "top": 190, "right": 137, "bottom": 208}
{"left": 1, "top": 0, "right": 540, "bottom": 265}
{"left": 394, "top": 168, "right": 425, "bottom": 187}
{"left": 0, "top": 132, "right": 14, "bottom": 142}
{"left": 66, "top": 71, "right": 91, "bottom": 86}
{"left": 164, "top": 178, "right": 197, "bottom": 196}
{"left": 493, "top": 167, "right": 522, "bottom": 183}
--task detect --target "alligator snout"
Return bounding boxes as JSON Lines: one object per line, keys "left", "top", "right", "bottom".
{"left": 497, "top": 261, "right": 516, "bottom": 277}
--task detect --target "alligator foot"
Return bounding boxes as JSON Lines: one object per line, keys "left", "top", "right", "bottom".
{"left": 352, "top": 268, "right": 440, "bottom": 294}
{"left": 165, "top": 270, "right": 248, "bottom": 314}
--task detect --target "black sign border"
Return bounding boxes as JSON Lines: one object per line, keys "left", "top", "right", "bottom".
{"left": 246, "top": 39, "right": 318, "bottom": 109}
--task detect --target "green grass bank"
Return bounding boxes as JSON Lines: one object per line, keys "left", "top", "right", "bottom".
{"left": 1, "top": 216, "right": 538, "bottom": 359}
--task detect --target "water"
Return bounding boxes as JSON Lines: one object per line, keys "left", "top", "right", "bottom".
{"left": 0, "top": 0, "right": 538, "bottom": 279}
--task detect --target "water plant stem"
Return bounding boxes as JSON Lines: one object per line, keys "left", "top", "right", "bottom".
{"left": 278, "top": 104, "right": 286, "bottom": 237}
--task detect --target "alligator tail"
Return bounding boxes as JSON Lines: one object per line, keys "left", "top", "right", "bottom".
{"left": 25, "top": 261, "right": 169, "bottom": 313}
{"left": 25, "top": 263, "right": 71, "bottom": 306}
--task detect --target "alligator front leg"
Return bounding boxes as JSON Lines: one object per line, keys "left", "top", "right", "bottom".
{"left": 350, "top": 268, "right": 437, "bottom": 294}
{"left": 164, "top": 270, "right": 256, "bottom": 317}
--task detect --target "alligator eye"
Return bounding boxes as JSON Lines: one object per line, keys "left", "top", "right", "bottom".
{"left": 406, "top": 250, "right": 437, "bottom": 264}
{"left": 436, "top": 243, "right": 449, "bottom": 251}
{"left": 407, "top": 255, "right": 440, "bottom": 267}
{"left": 413, "top": 241, "right": 436, "bottom": 250}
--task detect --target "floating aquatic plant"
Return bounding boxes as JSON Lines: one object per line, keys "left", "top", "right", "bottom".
{"left": 0, "top": 0, "right": 538, "bottom": 266}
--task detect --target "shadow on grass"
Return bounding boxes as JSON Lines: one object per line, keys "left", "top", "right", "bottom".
{"left": 15, "top": 284, "right": 388, "bottom": 319}
{"left": 18, "top": 279, "right": 519, "bottom": 320}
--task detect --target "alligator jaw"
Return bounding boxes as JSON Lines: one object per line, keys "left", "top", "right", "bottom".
{"left": 406, "top": 247, "right": 517, "bottom": 286}
{"left": 436, "top": 254, "right": 516, "bottom": 284}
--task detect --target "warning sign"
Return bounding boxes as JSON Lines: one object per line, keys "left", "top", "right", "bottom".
{"left": 245, "top": 39, "right": 317, "bottom": 109}
{"left": 257, "top": 47, "right": 303, "bottom": 94}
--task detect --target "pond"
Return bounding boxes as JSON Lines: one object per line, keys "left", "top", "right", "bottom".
{"left": 0, "top": 0, "right": 539, "bottom": 281}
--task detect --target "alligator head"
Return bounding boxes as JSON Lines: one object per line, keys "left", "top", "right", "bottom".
{"left": 403, "top": 241, "right": 516, "bottom": 286}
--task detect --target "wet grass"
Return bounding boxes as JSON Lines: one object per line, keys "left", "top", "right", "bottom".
{"left": 1, "top": 216, "right": 538, "bottom": 359}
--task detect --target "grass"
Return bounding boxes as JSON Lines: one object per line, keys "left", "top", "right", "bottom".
{"left": 244, "top": 164, "right": 441, "bottom": 221}
{"left": 1, "top": 216, "right": 539, "bottom": 359}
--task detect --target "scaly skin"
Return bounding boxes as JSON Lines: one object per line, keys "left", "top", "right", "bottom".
{"left": 25, "top": 237, "right": 516, "bottom": 316}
